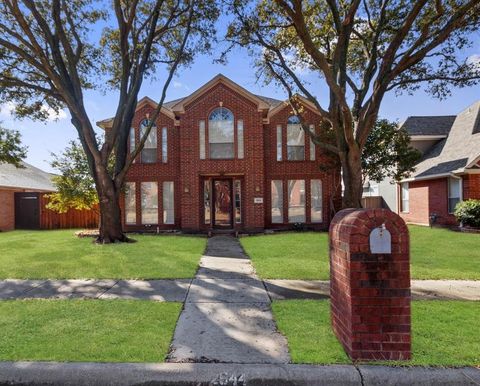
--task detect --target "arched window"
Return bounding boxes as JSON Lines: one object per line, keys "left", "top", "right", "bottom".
{"left": 287, "top": 115, "right": 305, "bottom": 160}
{"left": 209, "top": 107, "right": 234, "bottom": 159}
{"left": 140, "top": 119, "right": 157, "bottom": 163}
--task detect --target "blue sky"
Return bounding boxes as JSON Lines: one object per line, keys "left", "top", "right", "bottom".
{"left": 1, "top": 27, "right": 479, "bottom": 173}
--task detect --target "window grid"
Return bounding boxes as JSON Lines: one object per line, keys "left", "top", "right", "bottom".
{"left": 161, "top": 127, "right": 168, "bottom": 163}
{"left": 237, "top": 120, "right": 244, "bottom": 159}
{"left": 271, "top": 180, "right": 283, "bottom": 223}
{"left": 288, "top": 179, "right": 306, "bottom": 222}
{"left": 163, "top": 181, "right": 174, "bottom": 224}
{"left": 141, "top": 182, "right": 158, "bottom": 224}
{"left": 125, "top": 182, "right": 136, "bottom": 225}
{"left": 401, "top": 182, "right": 409, "bottom": 213}
{"left": 276, "top": 125, "right": 282, "bottom": 161}
{"left": 309, "top": 124, "right": 316, "bottom": 161}
{"left": 199, "top": 120, "right": 206, "bottom": 159}
{"left": 311, "top": 179, "right": 322, "bottom": 223}
{"left": 448, "top": 178, "right": 461, "bottom": 213}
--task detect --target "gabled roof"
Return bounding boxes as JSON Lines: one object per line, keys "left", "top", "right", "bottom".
{"left": 96, "top": 96, "right": 175, "bottom": 129}
{"left": 169, "top": 74, "right": 272, "bottom": 113}
{"left": 407, "top": 101, "right": 480, "bottom": 180}
{"left": 0, "top": 162, "right": 55, "bottom": 191}
{"left": 400, "top": 115, "right": 456, "bottom": 136}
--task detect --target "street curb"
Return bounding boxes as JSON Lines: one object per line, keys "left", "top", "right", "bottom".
{"left": 0, "top": 361, "right": 478, "bottom": 386}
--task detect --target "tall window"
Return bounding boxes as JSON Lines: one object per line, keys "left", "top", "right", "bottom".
{"left": 161, "top": 127, "right": 168, "bottom": 163}
{"left": 140, "top": 119, "right": 157, "bottom": 163}
{"left": 287, "top": 116, "right": 305, "bottom": 160}
{"left": 271, "top": 180, "right": 283, "bottom": 223}
{"left": 163, "top": 181, "right": 174, "bottom": 224}
{"left": 234, "top": 180, "right": 242, "bottom": 223}
{"left": 125, "top": 182, "right": 136, "bottom": 224}
{"left": 288, "top": 179, "right": 305, "bottom": 222}
{"left": 309, "top": 124, "right": 316, "bottom": 161}
{"left": 237, "top": 120, "right": 244, "bottom": 159}
{"left": 141, "top": 182, "right": 158, "bottom": 224}
{"left": 401, "top": 182, "right": 409, "bottom": 213}
{"left": 129, "top": 128, "right": 135, "bottom": 154}
{"left": 204, "top": 180, "right": 211, "bottom": 224}
{"left": 311, "top": 180, "right": 322, "bottom": 223}
{"left": 209, "top": 107, "right": 234, "bottom": 159}
{"left": 448, "top": 178, "right": 462, "bottom": 213}
{"left": 199, "top": 120, "right": 206, "bottom": 159}
{"left": 276, "top": 125, "right": 282, "bottom": 161}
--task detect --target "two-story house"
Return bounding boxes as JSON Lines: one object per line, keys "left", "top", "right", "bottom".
{"left": 98, "top": 74, "right": 341, "bottom": 233}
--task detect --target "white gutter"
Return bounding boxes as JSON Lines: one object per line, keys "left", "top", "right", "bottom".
{"left": 401, "top": 170, "right": 464, "bottom": 183}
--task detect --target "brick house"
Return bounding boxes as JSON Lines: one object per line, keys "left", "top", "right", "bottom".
{"left": 398, "top": 100, "right": 480, "bottom": 226}
{"left": 98, "top": 74, "right": 341, "bottom": 233}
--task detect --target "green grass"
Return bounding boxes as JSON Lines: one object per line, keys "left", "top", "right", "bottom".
{"left": 409, "top": 225, "right": 480, "bottom": 279}
{"left": 241, "top": 232, "right": 330, "bottom": 280}
{"left": 0, "top": 230, "right": 206, "bottom": 279}
{"left": 241, "top": 226, "right": 480, "bottom": 280}
{"left": 0, "top": 299, "right": 181, "bottom": 362}
{"left": 272, "top": 300, "right": 480, "bottom": 366}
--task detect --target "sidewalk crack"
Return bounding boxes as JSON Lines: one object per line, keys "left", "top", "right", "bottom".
{"left": 354, "top": 364, "right": 366, "bottom": 386}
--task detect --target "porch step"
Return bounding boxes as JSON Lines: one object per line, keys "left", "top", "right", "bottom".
{"left": 207, "top": 229, "right": 238, "bottom": 238}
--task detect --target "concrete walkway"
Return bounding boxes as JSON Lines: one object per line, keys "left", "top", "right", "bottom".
{"left": 167, "top": 235, "right": 291, "bottom": 364}
{"left": 1, "top": 277, "right": 479, "bottom": 301}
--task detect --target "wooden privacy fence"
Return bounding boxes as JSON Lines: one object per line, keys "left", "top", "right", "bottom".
{"left": 361, "top": 196, "right": 384, "bottom": 209}
{"left": 39, "top": 194, "right": 99, "bottom": 230}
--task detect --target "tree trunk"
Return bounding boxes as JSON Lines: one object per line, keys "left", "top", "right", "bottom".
{"left": 340, "top": 146, "right": 364, "bottom": 209}
{"left": 95, "top": 173, "right": 127, "bottom": 243}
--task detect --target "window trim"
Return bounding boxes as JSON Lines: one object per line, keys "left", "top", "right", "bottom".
{"left": 162, "top": 181, "right": 174, "bottom": 225}
{"left": 125, "top": 182, "right": 136, "bottom": 225}
{"left": 310, "top": 179, "right": 323, "bottom": 223}
{"left": 161, "top": 127, "right": 168, "bottom": 163}
{"left": 271, "top": 180, "right": 284, "bottom": 224}
{"left": 141, "top": 181, "right": 158, "bottom": 225}
{"left": 140, "top": 119, "right": 157, "bottom": 164}
{"left": 288, "top": 179, "right": 306, "bottom": 223}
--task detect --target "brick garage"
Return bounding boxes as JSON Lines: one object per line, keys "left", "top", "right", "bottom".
{"left": 399, "top": 174, "right": 480, "bottom": 226}
{"left": 100, "top": 74, "right": 341, "bottom": 233}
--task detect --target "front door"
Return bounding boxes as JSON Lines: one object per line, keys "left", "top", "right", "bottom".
{"left": 213, "top": 179, "right": 232, "bottom": 228}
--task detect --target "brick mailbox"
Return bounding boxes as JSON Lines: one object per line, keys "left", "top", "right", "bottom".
{"left": 329, "top": 208, "right": 411, "bottom": 361}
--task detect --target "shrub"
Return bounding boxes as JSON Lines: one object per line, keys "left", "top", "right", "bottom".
{"left": 454, "top": 200, "right": 480, "bottom": 228}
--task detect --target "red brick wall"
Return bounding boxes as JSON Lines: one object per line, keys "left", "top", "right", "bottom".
{"left": 265, "top": 104, "right": 340, "bottom": 229}
{"left": 330, "top": 208, "right": 411, "bottom": 361}
{"left": 123, "top": 82, "right": 340, "bottom": 232}
{"left": 463, "top": 174, "right": 480, "bottom": 200}
{"left": 0, "top": 189, "right": 15, "bottom": 231}
{"left": 399, "top": 180, "right": 430, "bottom": 225}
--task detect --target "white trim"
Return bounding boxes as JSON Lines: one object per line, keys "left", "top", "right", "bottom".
{"left": 410, "top": 135, "right": 448, "bottom": 140}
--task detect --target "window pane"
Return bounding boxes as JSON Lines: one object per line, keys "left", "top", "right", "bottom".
{"left": 234, "top": 180, "right": 241, "bottom": 224}
{"left": 162, "top": 127, "right": 168, "bottom": 163}
{"left": 129, "top": 128, "right": 135, "bottom": 153}
{"left": 288, "top": 180, "right": 305, "bottom": 222}
{"left": 141, "top": 182, "right": 158, "bottom": 224}
{"left": 204, "top": 180, "right": 211, "bottom": 224}
{"left": 448, "top": 178, "right": 461, "bottom": 213}
{"left": 237, "top": 120, "right": 244, "bottom": 159}
{"left": 287, "top": 117, "right": 305, "bottom": 160}
{"left": 271, "top": 180, "right": 283, "bottom": 223}
{"left": 140, "top": 119, "right": 157, "bottom": 163}
{"left": 209, "top": 143, "right": 235, "bottom": 159}
{"left": 163, "top": 181, "right": 174, "bottom": 224}
{"left": 309, "top": 124, "right": 315, "bottom": 161}
{"left": 276, "top": 125, "right": 282, "bottom": 161}
{"left": 311, "top": 179, "right": 322, "bottom": 223}
{"left": 199, "top": 120, "right": 206, "bottom": 159}
{"left": 401, "top": 182, "right": 409, "bottom": 213}
{"left": 125, "top": 182, "right": 136, "bottom": 224}
{"left": 209, "top": 107, "right": 234, "bottom": 159}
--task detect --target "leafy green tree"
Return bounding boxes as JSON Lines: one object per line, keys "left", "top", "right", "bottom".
{"left": 0, "top": 0, "right": 218, "bottom": 242}
{"left": 0, "top": 122, "right": 27, "bottom": 167}
{"left": 225, "top": 0, "right": 480, "bottom": 208}
{"left": 47, "top": 140, "right": 100, "bottom": 214}
{"left": 362, "top": 119, "right": 421, "bottom": 183}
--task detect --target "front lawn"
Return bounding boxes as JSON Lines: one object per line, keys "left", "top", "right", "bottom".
{"left": 272, "top": 300, "right": 480, "bottom": 366}
{"left": 0, "top": 230, "right": 206, "bottom": 279}
{"left": 241, "top": 226, "right": 480, "bottom": 280}
{"left": 0, "top": 299, "right": 181, "bottom": 362}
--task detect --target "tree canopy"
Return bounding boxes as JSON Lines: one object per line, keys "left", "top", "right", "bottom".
{"left": 0, "top": 0, "right": 218, "bottom": 242}
{"left": 225, "top": 0, "right": 480, "bottom": 207}
{"left": 0, "top": 122, "right": 27, "bottom": 167}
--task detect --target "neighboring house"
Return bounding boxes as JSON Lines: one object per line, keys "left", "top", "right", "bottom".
{"left": 98, "top": 74, "right": 341, "bottom": 233}
{"left": 0, "top": 162, "right": 55, "bottom": 231}
{"left": 398, "top": 101, "right": 480, "bottom": 226}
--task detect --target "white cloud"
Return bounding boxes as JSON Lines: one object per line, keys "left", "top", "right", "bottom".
{"left": 467, "top": 54, "right": 480, "bottom": 68}
{"left": 173, "top": 80, "right": 183, "bottom": 88}
{"left": 0, "top": 101, "right": 16, "bottom": 117}
{"left": 0, "top": 101, "right": 67, "bottom": 121}
{"left": 42, "top": 105, "right": 67, "bottom": 122}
